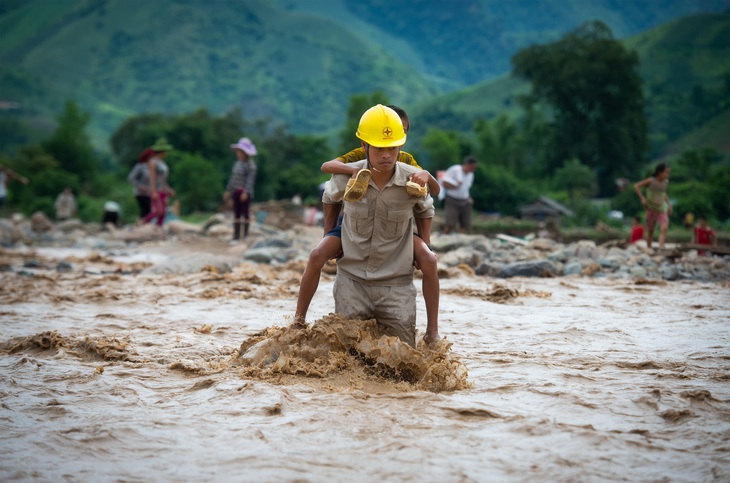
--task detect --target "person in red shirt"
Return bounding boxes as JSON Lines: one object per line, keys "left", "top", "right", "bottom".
{"left": 692, "top": 215, "right": 717, "bottom": 256}
{"left": 629, "top": 215, "right": 644, "bottom": 244}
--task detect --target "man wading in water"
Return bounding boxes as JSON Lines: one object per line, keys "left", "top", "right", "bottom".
{"left": 320, "top": 104, "right": 436, "bottom": 347}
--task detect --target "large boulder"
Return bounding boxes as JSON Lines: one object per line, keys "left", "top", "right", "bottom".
{"left": 166, "top": 220, "right": 202, "bottom": 235}
{"left": 113, "top": 224, "right": 166, "bottom": 243}
{"left": 498, "top": 260, "right": 560, "bottom": 278}
{"left": 30, "top": 211, "right": 53, "bottom": 233}
{"left": 429, "top": 234, "right": 487, "bottom": 253}
{"left": 0, "top": 219, "right": 24, "bottom": 246}
{"left": 207, "top": 224, "right": 233, "bottom": 238}
{"left": 202, "top": 213, "right": 227, "bottom": 232}
{"left": 143, "top": 253, "right": 233, "bottom": 275}
{"left": 573, "top": 240, "right": 598, "bottom": 260}
{"left": 243, "top": 246, "right": 296, "bottom": 264}
{"left": 56, "top": 218, "right": 85, "bottom": 233}
{"left": 475, "top": 261, "right": 504, "bottom": 277}
{"left": 438, "top": 246, "right": 483, "bottom": 268}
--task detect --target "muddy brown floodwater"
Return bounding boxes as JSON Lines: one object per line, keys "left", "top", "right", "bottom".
{"left": 1, "top": 245, "right": 729, "bottom": 481}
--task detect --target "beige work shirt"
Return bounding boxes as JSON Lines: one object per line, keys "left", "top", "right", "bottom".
{"left": 323, "top": 160, "right": 435, "bottom": 285}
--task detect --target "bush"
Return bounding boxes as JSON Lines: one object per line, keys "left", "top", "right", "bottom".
{"left": 169, "top": 152, "right": 223, "bottom": 214}
{"left": 472, "top": 165, "right": 535, "bottom": 216}
{"left": 26, "top": 196, "right": 54, "bottom": 218}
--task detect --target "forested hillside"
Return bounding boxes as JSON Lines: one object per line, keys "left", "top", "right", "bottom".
{"left": 0, "top": 0, "right": 727, "bottom": 149}
{"left": 409, "top": 11, "right": 730, "bottom": 159}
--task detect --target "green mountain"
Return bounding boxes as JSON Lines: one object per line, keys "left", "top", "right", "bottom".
{"left": 0, "top": 0, "right": 728, "bottom": 151}
{"left": 408, "top": 11, "right": 730, "bottom": 159}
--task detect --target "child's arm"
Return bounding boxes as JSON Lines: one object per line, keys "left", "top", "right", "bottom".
{"left": 410, "top": 170, "right": 441, "bottom": 195}
{"left": 633, "top": 178, "right": 651, "bottom": 207}
{"left": 321, "top": 159, "right": 360, "bottom": 177}
{"left": 664, "top": 194, "right": 672, "bottom": 215}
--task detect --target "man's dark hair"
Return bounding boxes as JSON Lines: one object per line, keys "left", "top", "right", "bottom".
{"left": 463, "top": 155, "right": 477, "bottom": 165}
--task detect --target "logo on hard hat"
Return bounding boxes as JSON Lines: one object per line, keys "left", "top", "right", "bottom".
{"left": 382, "top": 126, "right": 393, "bottom": 138}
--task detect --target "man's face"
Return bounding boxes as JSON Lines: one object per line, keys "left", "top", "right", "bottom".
{"left": 364, "top": 142, "right": 399, "bottom": 173}
{"left": 463, "top": 162, "right": 477, "bottom": 173}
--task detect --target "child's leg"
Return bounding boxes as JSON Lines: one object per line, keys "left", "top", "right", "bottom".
{"left": 413, "top": 236, "right": 439, "bottom": 342}
{"left": 294, "top": 235, "right": 343, "bottom": 323}
{"left": 645, "top": 211, "right": 656, "bottom": 248}
{"left": 658, "top": 213, "right": 669, "bottom": 248}
{"left": 155, "top": 192, "right": 168, "bottom": 227}
{"left": 143, "top": 194, "right": 164, "bottom": 224}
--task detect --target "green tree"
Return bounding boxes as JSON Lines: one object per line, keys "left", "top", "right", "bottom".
{"left": 41, "top": 101, "right": 101, "bottom": 182}
{"left": 472, "top": 165, "right": 535, "bottom": 215}
{"left": 421, "top": 128, "right": 461, "bottom": 172}
{"left": 169, "top": 153, "right": 222, "bottom": 213}
{"left": 512, "top": 21, "right": 647, "bottom": 196}
{"left": 552, "top": 158, "right": 598, "bottom": 205}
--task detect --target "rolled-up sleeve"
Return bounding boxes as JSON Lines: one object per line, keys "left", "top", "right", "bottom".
{"left": 322, "top": 176, "right": 347, "bottom": 204}
{"left": 414, "top": 194, "right": 435, "bottom": 218}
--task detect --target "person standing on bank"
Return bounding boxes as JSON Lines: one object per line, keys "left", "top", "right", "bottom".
{"left": 128, "top": 148, "right": 154, "bottom": 221}
{"left": 321, "top": 104, "right": 436, "bottom": 347}
{"left": 633, "top": 162, "right": 672, "bottom": 249}
{"left": 441, "top": 156, "right": 477, "bottom": 234}
{"left": 142, "top": 138, "right": 175, "bottom": 227}
{"left": 225, "top": 137, "right": 258, "bottom": 241}
{"left": 54, "top": 186, "right": 77, "bottom": 221}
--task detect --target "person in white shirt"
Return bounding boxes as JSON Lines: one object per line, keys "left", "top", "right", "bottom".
{"left": 441, "top": 156, "right": 477, "bottom": 234}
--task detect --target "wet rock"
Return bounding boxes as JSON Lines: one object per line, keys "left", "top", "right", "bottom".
{"left": 74, "top": 237, "right": 108, "bottom": 250}
{"left": 143, "top": 253, "right": 233, "bottom": 275}
{"left": 244, "top": 247, "right": 296, "bottom": 264}
{"left": 202, "top": 213, "right": 226, "bottom": 232}
{"left": 113, "top": 224, "right": 166, "bottom": 243}
{"left": 563, "top": 261, "right": 582, "bottom": 276}
{"left": 430, "top": 234, "right": 486, "bottom": 253}
{"left": 660, "top": 265, "right": 678, "bottom": 281}
{"left": 56, "top": 261, "right": 73, "bottom": 273}
{"left": 629, "top": 267, "right": 647, "bottom": 278}
{"left": 56, "top": 219, "right": 85, "bottom": 233}
{"left": 573, "top": 240, "right": 598, "bottom": 260}
{"left": 30, "top": 211, "right": 53, "bottom": 233}
{"left": 252, "top": 238, "right": 292, "bottom": 249}
{"left": 206, "top": 224, "right": 233, "bottom": 238}
{"left": 527, "top": 238, "right": 556, "bottom": 251}
{"left": 438, "top": 246, "right": 483, "bottom": 268}
{"left": 166, "top": 220, "right": 202, "bottom": 235}
{"left": 498, "top": 260, "right": 560, "bottom": 278}
{"left": 0, "top": 219, "right": 24, "bottom": 246}
{"left": 474, "top": 261, "right": 504, "bottom": 277}
{"left": 23, "top": 259, "right": 42, "bottom": 268}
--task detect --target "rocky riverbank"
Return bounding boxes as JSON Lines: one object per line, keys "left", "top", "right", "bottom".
{"left": 1, "top": 210, "right": 728, "bottom": 282}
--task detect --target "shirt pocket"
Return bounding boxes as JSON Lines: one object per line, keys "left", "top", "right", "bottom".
{"left": 384, "top": 209, "right": 411, "bottom": 240}
{"left": 345, "top": 203, "right": 373, "bottom": 238}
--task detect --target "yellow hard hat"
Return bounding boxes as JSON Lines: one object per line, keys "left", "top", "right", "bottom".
{"left": 356, "top": 104, "right": 406, "bottom": 148}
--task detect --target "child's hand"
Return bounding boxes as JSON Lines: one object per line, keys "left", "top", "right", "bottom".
{"left": 240, "top": 192, "right": 249, "bottom": 202}
{"left": 409, "top": 171, "right": 429, "bottom": 187}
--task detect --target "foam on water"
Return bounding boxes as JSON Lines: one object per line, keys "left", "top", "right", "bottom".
{"left": 237, "top": 314, "right": 471, "bottom": 392}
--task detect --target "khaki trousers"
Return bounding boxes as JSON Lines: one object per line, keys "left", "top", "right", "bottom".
{"left": 333, "top": 273, "right": 417, "bottom": 347}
